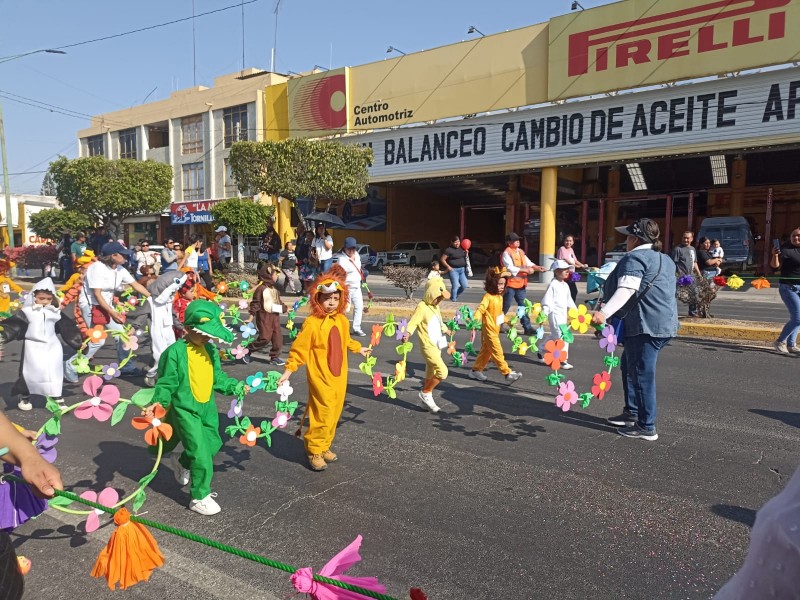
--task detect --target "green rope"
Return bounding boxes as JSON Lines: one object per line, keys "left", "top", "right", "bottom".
{"left": 6, "top": 475, "right": 399, "bottom": 600}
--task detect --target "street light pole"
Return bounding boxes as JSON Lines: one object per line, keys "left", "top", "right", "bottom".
{"left": 0, "top": 96, "right": 14, "bottom": 249}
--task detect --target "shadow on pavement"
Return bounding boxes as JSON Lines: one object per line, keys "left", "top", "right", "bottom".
{"left": 749, "top": 408, "right": 800, "bottom": 429}
{"left": 711, "top": 503, "right": 756, "bottom": 528}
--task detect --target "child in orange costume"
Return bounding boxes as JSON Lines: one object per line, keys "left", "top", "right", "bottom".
{"left": 278, "top": 265, "right": 369, "bottom": 471}
{"left": 469, "top": 268, "right": 522, "bottom": 384}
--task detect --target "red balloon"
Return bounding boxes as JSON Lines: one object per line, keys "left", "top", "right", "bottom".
{"left": 460, "top": 238, "right": 472, "bottom": 251}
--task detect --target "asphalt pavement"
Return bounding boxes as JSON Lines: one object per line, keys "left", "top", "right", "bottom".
{"left": 4, "top": 317, "right": 799, "bottom": 599}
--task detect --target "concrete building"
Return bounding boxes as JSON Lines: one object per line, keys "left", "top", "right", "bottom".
{"left": 76, "top": 68, "right": 287, "bottom": 246}
{"left": 0, "top": 193, "right": 58, "bottom": 247}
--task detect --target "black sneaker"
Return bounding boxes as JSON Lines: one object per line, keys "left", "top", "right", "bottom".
{"left": 271, "top": 357, "right": 286, "bottom": 367}
{"left": 523, "top": 328, "right": 537, "bottom": 337}
{"left": 607, "top": 412, "right": 636, "bottom": 427}
{"left": 618, "top": 425, "right": 658, "bottom": 441}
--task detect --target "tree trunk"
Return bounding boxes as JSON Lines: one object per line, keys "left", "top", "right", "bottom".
{"left": 237, "top": 233, "right": 245, "bottom": 268}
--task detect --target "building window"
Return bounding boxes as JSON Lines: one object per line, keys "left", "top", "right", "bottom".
{"left": 182, "top": 162, "right": 205, "bottom": 201}
{"left": 224, "top": 159, "right": 239, "bottom": 197}
{"left": 223, "top": 105, "right": 248, "bottom": 148}
{"left": 181, "top": 115, "right": 204, "bottom": 154}
{"left": 118, "top": 129, "right": 137, "bottom": 160}
{"left": 86, "top": 135, "right": 104, "bottom": 157}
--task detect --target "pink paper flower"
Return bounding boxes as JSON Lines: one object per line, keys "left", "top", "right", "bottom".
{"left": 272, "top": 412, "right": 290, "bottom": 428}
{"left": 556, "top": 380, "right": 578, "bottom": 412}
{"left": 79, "top": 487, "right": 119, "bottom": 533}
{"left": 232, "top": 344, "right": 249, "bottom": 360}
{"left": 238, "top": 299, "right": 249, "bottom": 310}
{"left": 75, "top": 375, "right": 120, "bottom": 422}
{"left": 122, "top": 334, "right": 139, "bottom": 351}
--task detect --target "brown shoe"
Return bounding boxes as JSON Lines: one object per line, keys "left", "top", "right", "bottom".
{"left": 322, "top": 449, "right": 338, "bottom": 463}
{"left": 308, "top": 454, "right": 327, "bottom": 471}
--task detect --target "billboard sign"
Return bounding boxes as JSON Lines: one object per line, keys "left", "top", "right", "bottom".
{"left": 170, "top": 200, "right": 220, "bottom": 225}
{"left": 548, "top": 0, "right": 800, "bottom": 100}
{"left": 288, "top": 68, "right": 349, "bottom": 138}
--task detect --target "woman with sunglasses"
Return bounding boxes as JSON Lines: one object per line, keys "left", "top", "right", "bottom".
{"left": 135, "top": 241, "right": 158, "bottom": 275}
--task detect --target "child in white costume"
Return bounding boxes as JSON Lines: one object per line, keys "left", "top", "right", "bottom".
{"left": 144, "top": 271, "right": 188, "bottom": 387}
{"left": 538, "top": 260, "right": 577, "bottom": 370}
{"left": 13, "top": 278, "right": 64, "bottom": 410}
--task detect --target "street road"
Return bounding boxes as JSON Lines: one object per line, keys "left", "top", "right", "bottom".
{"left": 5, "top": 319, "right": 798, "bottom": 599}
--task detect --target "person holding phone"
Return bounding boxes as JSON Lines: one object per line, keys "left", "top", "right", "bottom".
{"left": 770, "top": 228, "right": 800, "bottom": 354}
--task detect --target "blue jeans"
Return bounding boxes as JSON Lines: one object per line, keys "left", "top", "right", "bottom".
{"left": 320, "top": 258, "right": 333, "bottom": 273}
{"left": 502, "top": 286, "right": 532, "bottom": 331}
{"left": 448, "top": 267, "right": 468, "bottom": 301}
{"left": 778, "top": 283, "right": 800, "bottom": 348}
{"left": 620, "top": 334, "right": 670, "bottom": 431}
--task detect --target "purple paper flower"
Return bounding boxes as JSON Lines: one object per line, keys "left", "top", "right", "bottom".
{"left": 395, "top": 318, "right": 409, "bottom": 341}
{"left": 219, "top": 303, "right": 228, "bottom": 311}
{"left": 570, "top": 272, "right": 582, "bottom": 282}
{"left": 227, "top": 398, "right": 244, "bottom": 419}
{"left": 238, "top": 299, "right": 249, "bottom": 310}
{"left": 677, "top": 275, "right": 694, "bottom": 287}
{"left": 100, "top": 362, "right": 121, "bottom": 381}
{"left": 35, "top": 433, "right": 59, "bottom": 464}
{"left": 599, "top": 325, "right": 617, "bottom": 353}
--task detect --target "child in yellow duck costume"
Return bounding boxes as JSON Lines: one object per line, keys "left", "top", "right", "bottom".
{"left": 0, "top": 259, "right": 22, "bottom": 315}
{"left": 404, "top": 277, "right": 452, "bottom": 413}
{"left": 278, "top": 265, "right": 368, "bottom": 471}
{"left": 469, "top": 268, "right": 522, "bottom": 384}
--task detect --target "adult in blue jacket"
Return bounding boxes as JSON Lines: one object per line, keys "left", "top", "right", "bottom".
{"left": 591, "top": 218, "right": 678, "bottom": 442}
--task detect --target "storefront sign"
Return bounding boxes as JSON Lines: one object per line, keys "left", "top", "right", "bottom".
{"left": 548, "top": 0, "right": 800, "bottom": 100}
{"left": 170, "top": 200, "right": 220, "bottom": 225}
{"left": 288, "top": 68, "right": 350, "bottom": 138}
{"left": 350, "top": 67, "right": 800, "bottom": 182}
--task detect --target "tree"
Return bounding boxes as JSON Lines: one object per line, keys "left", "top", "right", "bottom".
{"left": 40, "top": 171, "right": 57, "bottom": 196}
{"left": 210, "top": 197, "right": 275, "bottom": 267}
{"left": 382, "top": 266, "right": 428, "bottom": 300}
{"left": 28, "top": 208, "right": 94, "bottom": 242}
{"left": 227, "top": 138, "right": 373, "bottom": 201}
{"left": 47, "top": 156, "right": 172, "bottom": 234}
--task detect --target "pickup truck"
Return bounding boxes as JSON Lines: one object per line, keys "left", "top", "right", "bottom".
{"left": 376, "top": 242, "right": 441, "bottom": 268}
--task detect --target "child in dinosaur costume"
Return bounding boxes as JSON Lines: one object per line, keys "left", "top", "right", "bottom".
{"left": 469, "top": 268, "right": 522, "bottom": 384}
{"left": 278, "top": 265, "right": 369, "bottom": 472}
{"left": 404, "top": 277, "right": 452, "bottom": 413}
{"left": 145, "top": 300, "right": 247, "bottom": 515}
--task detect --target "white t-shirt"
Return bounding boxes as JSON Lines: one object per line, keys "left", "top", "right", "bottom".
{"left": 337, "top": 252, "right": 362, "bottom": 287}
{"left": 541, "top": 279, "right": 577, "bottom": 325}
{"left": 185, "top": 246, "right": 199, "bottom": 270}
{"left": 135, "top": 250, "right": 157, "bottom": 272}
{"left": 84, "top": 261, "right": 134, "bottom": 307}
{"left": 218, "top": 235, "right": 232, "bottom": 259}
{"left": 312, "top": 235, "right": 333, "bottom": 261}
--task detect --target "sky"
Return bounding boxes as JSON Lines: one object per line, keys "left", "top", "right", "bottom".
{"left": 0, "top": 0, "right": 609, "bottom": 195}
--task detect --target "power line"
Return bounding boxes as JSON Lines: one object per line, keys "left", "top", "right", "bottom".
{"left": 0, "top": 0, "right": 263, "bottom": 60}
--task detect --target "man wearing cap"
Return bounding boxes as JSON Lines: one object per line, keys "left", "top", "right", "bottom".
{"left": 338, "top": 237, "right": 367, "bottom": 337}
{"left": 501, "top": 232, "right": 546, "bottom": 335}
{"left": 590, "top": 218, "right": 678, "bottom": 442}
{"left": 64, "top": 241, "right": 152, "bottom": 383}
{"left": 215, "top": 226, "right": 232, "bottom": 270}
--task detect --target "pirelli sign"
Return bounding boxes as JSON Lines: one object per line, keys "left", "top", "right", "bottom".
{"left": 549, "top": 0, "right": 800, "bottom": 100}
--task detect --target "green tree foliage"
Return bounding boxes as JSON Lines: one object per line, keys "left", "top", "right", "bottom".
{"left": 40, "top": 171, "right": 57, "bottom": 196}
{"left": 210, "top": 197, "right": 275, "bottom": 237}
{"left": 47, "top": 156, "right": 172, "bottom": 230}
{"left": 28, "top": 208, "right": 94, "bottom": 241}
{"left": 227, "top": 138, "right": 373, "bottom": 201}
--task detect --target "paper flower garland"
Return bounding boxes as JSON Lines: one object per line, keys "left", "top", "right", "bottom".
{"left": 225, "top": 377, "right": 298, "bottom": 448}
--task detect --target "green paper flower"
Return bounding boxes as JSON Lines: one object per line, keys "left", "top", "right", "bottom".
{"left": 579, "top": 393, "right": 593, "bottom": 409}
{"left": 545, "top": 372, "right": 565, "bottom": 386}
{"left": 559, "top": 324, "right": 575, "bottom": 344}
{"left": 603, "top": 355, "right": 621, "bottom": 368}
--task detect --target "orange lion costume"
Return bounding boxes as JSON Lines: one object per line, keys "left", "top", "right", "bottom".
{"left": 284, "top": 265, "right": 364, "bottom": 468}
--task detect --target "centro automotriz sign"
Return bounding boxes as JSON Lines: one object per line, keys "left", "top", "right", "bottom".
{"left": 349, "top": 67, "right": 800, "bottom": 183}
{"left": 548, "top": 0, "right": 800, "bottom": 100}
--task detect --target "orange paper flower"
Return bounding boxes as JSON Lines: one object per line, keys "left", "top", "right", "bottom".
{"left": 370, "top": 324, "right": 383, "bottom": 347}
{"left": 88, "top": 325, "right": 108, "bottom": 343}
{"left": 217, "top": 281, "right": 228, "bottom": 294}
{"left": 131, "top": 404, "right": 173, "bottom": 446}
{"left": 543, "top": 339, "right": 568, "bottom": 371}
{"left": 239, "top": 424, "right": 261, "bottom": 447}
{"left": 446, "top": 340, "right": 456, "bottom": 355}
{"left": 752, "top": 277, "right": 771, "bottom": 290}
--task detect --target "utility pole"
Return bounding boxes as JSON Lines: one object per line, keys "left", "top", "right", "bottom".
{"left": 0, "top": 96, "right": 14, "bottom": 249}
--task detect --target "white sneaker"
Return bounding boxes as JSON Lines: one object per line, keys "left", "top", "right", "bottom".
{"left": 561, "top": 362, "right": 574, "bottom": 370}
{"left": 170, "top": 454, "right": 191, "bottom": 487}
{"left": 17, "top": 396, "right": 32, "bottom": 411}
{"left": 789, "top": 346, "right": 800, "bottom": 354}
{"left": 189, "top": 493, "right": 220, "bottom": 516}
{"left": 468, "top": 370, "right": 488, "bottom": 381}
{"left": 533, "top": 353, "right": 545, "bottom": 363}
{"left": 505, "top": 371, "right": 522, "bottom": 384}
{"left": 144, "top": 375, "right": 156, "bottom": 388}
{"left": 353, "top": 330, "right": 367, "bottom": 337}
{"left": 774, "top": 341, "right": 789, "bottom": 354}
{"left": 418, "top": 391, "right": 440, "bottom": 413}
{"left": 63, "top": 360, "right": 78, "bottom": 383}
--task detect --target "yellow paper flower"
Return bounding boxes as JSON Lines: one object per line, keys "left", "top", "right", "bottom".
{"left": 568, "top": 305, "right": 590, "bottom": 334}
{"left": 727, "top": 274, "right": 744, "bottom": 290}
{"left": 518, "top": 342, "right": 529, "bottom": 355}
{"left": 529, "top": 302, "right": 542, "bottom": 321}
{"left": 394, "top": 360, "right": 406, "bottom": 383}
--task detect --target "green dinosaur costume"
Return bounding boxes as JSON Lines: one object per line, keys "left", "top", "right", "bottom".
{"left": 151, "top": 300, "right": 244, "bottom": 500}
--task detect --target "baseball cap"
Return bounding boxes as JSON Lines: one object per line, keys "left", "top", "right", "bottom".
{"left": 615, "top": 218, "right": 655, "bottom": 243}
{"left": 506, "top": 232, "right": 521, "bottom": 243}
{"left": 100, "top": 241, "right": 132, "bottom": 257}
{"left": 551, "top": 259, "right": 571, "bottom": 271}
{"left": 344, "top": 237, "right": 357, "bottom": 249}
{"left": 215, "top": 226, "right": 227, "bottom": 233}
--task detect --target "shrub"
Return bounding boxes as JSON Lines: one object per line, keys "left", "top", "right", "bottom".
{"left": 382, "top": 265, "right": 428, "bottom": 300}
{"left": 3, "top": 245, "right": 58, "bottom": 271}
{"left": 212, "top": 263, "right": 259, "bottom": 297}
{"left": 676, "top": 274, "right": 718, "bottom": 318}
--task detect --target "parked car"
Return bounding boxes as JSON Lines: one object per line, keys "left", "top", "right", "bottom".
{"left": 354, "top": 243, "right": 377, "bottom": 269}
{"left": 376, "top": 242, "right": 440, "bottom": 268}
{"left": 603, "top": 243, "right": 627, "bottom": 264}
{"left": 697, "top": 216, "right": 755, "bottom": 272}
{"left": 467, "top": 247, "right": 492, "bottom": 267}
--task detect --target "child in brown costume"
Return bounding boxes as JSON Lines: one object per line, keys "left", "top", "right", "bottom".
{"left": 249, "top": 263, "right": 287, "bottom": 365}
